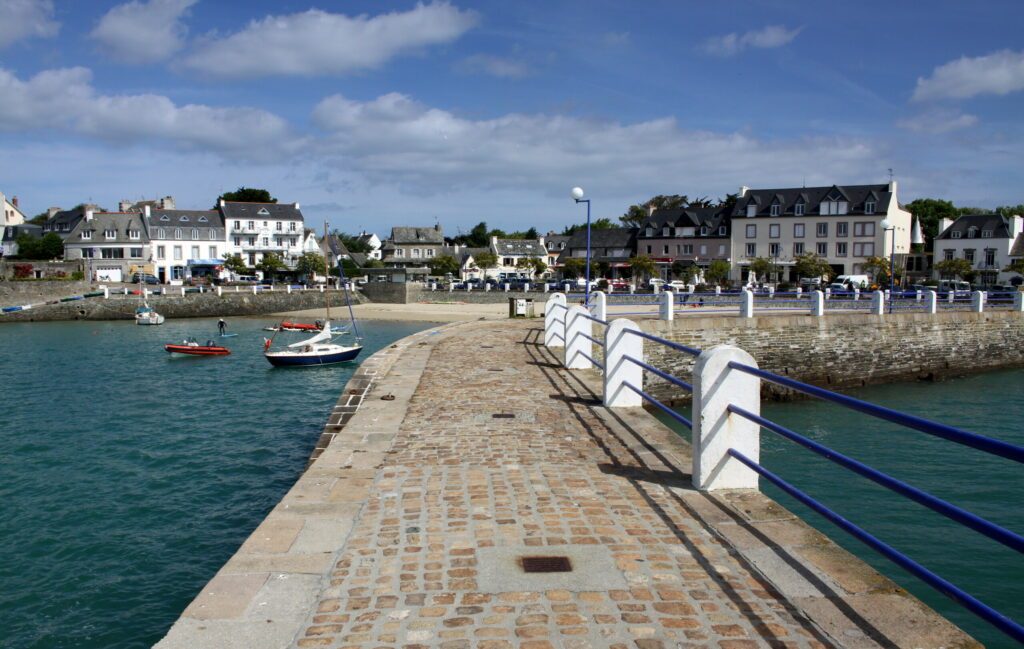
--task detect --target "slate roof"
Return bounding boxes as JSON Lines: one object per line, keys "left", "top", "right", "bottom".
{"left": 220, "top": 201, "right": 304, "bottom": 221}
{"left": 494, "top": 238, "right": 545, "bottom": 257}
{"left": 321, "top": 234, "right": 350, "bottom": 258}
{"left": 557, "top": 228, "right": 637, "bottom": 263}
{"left": 1011, "top": 234, "right": 1024, "bottom": 257}
{"left": 936, "top": 214, "right": 1011, "bottom": 240}
{"left": 349, "top": 252, "right": 369, "bottom": 267}
{"left": 145, "top": 210, "right": 223, "bottom": 238}
{"left": 355, "top": 232, "right": 379, "bottom": 246}
{"left": 545, "top": 235, "right": 570, "bottom": 251}
{"left": 390, "top": 226, "right": 444, "bottom": 244}
{"left": 732, "top": 184, "right": 892, "bottom": 218}
{"left": 68, "top": 213, "right": 150, "bottom": 245}
{"left": 2, "top": 224, "right": 42, "bottom": 242}
{"left": 42, "top": 204, "right": 103, "bottom": 237}
{"left": 638, "top": 206, "right": 731, "bottom": 237}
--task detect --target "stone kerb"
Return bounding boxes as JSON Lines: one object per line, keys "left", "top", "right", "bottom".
{"left": 604, "top": 318, "right": 643, "bottom": 407}
{"left": 692, "top": 345, "right": 761, "bottom": 491}
{"left": 564, "top": 304, "right": 593, "bottom": 369}
{"left": 543, "top": 292, "right": 567, "bottom": 348}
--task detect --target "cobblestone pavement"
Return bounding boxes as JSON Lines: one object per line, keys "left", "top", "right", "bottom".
{"left": 289, "top": 321, "right": 840, "bottom": 649}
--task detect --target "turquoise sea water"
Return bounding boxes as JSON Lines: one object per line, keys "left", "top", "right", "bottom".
{"left": 661, "top": 370, "right": 1024, "bottom": 648}
{"left": 0, "top": 317, "right": 428, "bottom": 649}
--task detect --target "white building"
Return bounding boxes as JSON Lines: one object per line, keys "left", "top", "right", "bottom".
{"left": 64, "top": 210, "right": 152, "bottom": 282}
{"left": 222, "top": 201, "right": 306, "bottom": 269}
{"left": 491, "top": 236, "right": 548, "bottom": 279}
{"left": 144, "top": 208, "right": 227, "bottom": 283}
{"left": 355, "top": 231, "right": 383, "bottom": 260}
{"left": 935, "top": 213, "right": 1024, "bottom": 284}
{"left": 1, "top": 191, "right": 26, "bottom": 226}
{"left": 730, "top": 182, "right": 912, "bottom": 282}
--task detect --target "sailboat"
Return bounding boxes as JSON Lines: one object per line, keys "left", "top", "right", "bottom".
{"left": 134, "top": 276, "right": 165, "bottom": 325}
{"left": 263, "top": 266, "right": 362, "bottom": 367}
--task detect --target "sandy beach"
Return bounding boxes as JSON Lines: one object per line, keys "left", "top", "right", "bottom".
{"left": 274, "top": 301, "right": 510, "bottom": 323}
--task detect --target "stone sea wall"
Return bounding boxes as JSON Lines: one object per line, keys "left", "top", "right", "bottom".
{"left": 623, "top": 310, "right": 1024, "bottom": 403}
{"left": 0, "top": 288, "right": 365, "bottom": 322}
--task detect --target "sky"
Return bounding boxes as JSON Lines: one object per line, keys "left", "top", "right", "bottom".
{"left": 1, "top": 0, "right": 1023, "bottom": 237}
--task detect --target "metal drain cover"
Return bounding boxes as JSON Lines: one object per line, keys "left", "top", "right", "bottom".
{"left": 492, "top": 413, "right": 515, "bottom": 419}
{"left": 521, "top": 556, "right": 572, "bottom": 573}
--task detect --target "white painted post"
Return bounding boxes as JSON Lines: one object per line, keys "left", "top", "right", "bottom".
{"left": 123, "top": 287, "right": 128, "bottom": 296}
{"left": 884, "top": 289, "right": 890, "bottom": 301}
{"left": 252, "top": 286, "right": 258, "bottom": 295}
{"left": 102, "top": 286, "right": 109, "bottom": 299}
{"left": 524, "top": 282, "right": 530, "bottom": 292}
{"left": 235, "top": 286, "right": 239, "bottom": 293}
{"left": 606, "top": 283, "right": 613, "bottom": 295}
{"left": 1014, "top": 292, "right": 1024, "bottom": 312}
{"left": 824, "top": 288, "right": 831, "bottom": 300}
{"left": 947, "top": 290, "right": 954, "bottom": 304}
{"left": 916, "top": 290, "right": 923, "bottom": 302}
{"left": 925, "top": 289, "right": 937, "bottom": 314}
{"left": 564, "top": 282, "right": 571, "bottom": 293}
{"left": 543, "top": 283, "right": 549, "bottom": 293}
{"left": 564, "top": 305, "right": 593, "bottom": 370}
{"left": 287, "top": 285, "right": 292, "bottom": 294}
{"left": 870, "top": 290, "right": 884, "bottom": 315}
{"left": 180, "top": 287, "right": 186, "bottom": 297}
{"left": 715, "top": 286, "right": 721, "bottom": 296}
{"left": 449, "top": 283, "right": 454, "bottom": 293}
{"left": 854, "top": 288, "right": 860, "bottom": 301}
{"left": 768, "top": 287, "right": 775, "bottom": 300}
{"left": 319, "top": 284, "right": 324, "bottom": 293}
{"left": 199, "top": 285, "right": 204, "bottom": 294}
{"left": 217, "top": 286, "right": 223, "bottom": 297}
{"left": 629, "top": 283, "right": 636, "bottom": 294}
{"left": 485, "top": 283, "right": 491, "bottom": 292}
{"left": 659, "top": 289, "right": 674, "bottom": 321}
{"left": 604, "top": 319, "right": 643, "bottom": 408}
{"left": 466, "top": 283, "right": 472, "bottom": 292}
{"left": 591, "top": 290, "right": 607, "bottom": 322}
{"left": 544, "top": 293, "right": 567, "bottom": 348}
{"left": 795, "top": 286, "right": 802, "bottom": 298}
{"left": 811, "top": 290, "right": 824, "bottom": 316}
{"left": 740, "top": 288, "right": 754, "bottom": 318}
{"left": 971, "top": 290, "right": 985, "bottom": 313}
{"left": 692, "top": 345, "right": 761, "bottom": 491}
{"left": 504, "top": 282, "right": 510, "bottom": 292}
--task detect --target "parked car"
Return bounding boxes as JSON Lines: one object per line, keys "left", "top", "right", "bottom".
{"left": 664, "top": 281, "right": 689, "bottom": 291}
{"left": 608, "top": 279, "right": 630, "bottom": 290}
{"left": 131, "top": 272, "right": 159, "bottom": 285}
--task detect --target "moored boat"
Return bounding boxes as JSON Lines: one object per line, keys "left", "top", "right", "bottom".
{"left": 136, "top": 304, "right": 165, "bottom": 325}
{"left": 263, "top": 322, "right": 361, "bottom": 367}
{"left": 165, "top": 338, "right": 230, "bottom": 356}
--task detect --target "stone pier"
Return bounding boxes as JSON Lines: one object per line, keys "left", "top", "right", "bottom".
{"left": 156, "top": 320, "right": 977, "bottom": 649}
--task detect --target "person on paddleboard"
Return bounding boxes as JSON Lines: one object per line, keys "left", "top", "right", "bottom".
{"left": 218, "top": 319, "right": 226, "bottom": 335}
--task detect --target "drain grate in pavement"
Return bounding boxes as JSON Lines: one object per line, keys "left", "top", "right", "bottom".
{"left": 487, "top": 368, "right": 503, "bottom": 372}
{"left": 520, "top": 556, "right": 572, "bottom": 573}
{"left": 492, "top": 413, "right": 515, "bottom": 419}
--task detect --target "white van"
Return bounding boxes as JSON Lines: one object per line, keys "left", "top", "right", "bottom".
{"left": 938, "top": 279, "right": 971, "bottom": 294}
{"left": 835, "top": 274, "right": 871, "bottom": 289}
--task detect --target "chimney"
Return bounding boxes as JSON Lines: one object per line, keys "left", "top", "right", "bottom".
{"left": 938, "top": 217, "right": 954, "bottom": 235}
{"left": 119, "top": 199, "right": 131, "bottom": 212}
{"left": 163, "top": 196, "right": 175, "bottom": 209}
{"left": 491, "top": 235, "right": 498, "bottom": 247}
{"left": 48, "top": 207, "right": 60, "bottom": 218}
{"left": 434, "top": 223, "right": 440, "bottom": 232}
{"left": 85, "top": 209, "right": 94, "bottom": 222}
{"left": 647, "top": 203, "right": 656, "bottom": 216}
{"left": 218, "top": 198, "right": 226, "bottom": 207}
{"left": 739, "top": 185, "right": 749, "bottom": 197}
{"left": 11, "top": 196, "right": 18, "bottom": 208}
{"left": 294, "top": 202, "right": 300, "bottom": 210}
{"left": 889, "top": 179, "right": 898, "bottom": 196}
{"left": 143, "top": 205, "right": 151, "bottom": 217}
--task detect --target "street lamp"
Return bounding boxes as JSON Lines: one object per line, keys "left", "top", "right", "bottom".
{"left": 571, "top": 186, "right": 592, "bottom": 305}
{"left": 880, "top": 218, "right": 896, "bottom": 313}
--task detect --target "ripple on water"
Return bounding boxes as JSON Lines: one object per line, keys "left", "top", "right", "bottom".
{"left": 0, "top": 317, "right": 429, "bottom": 649}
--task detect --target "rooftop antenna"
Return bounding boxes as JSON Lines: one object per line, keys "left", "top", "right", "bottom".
{"left": 888, "top": 168, "right": 894, "bottom": 182}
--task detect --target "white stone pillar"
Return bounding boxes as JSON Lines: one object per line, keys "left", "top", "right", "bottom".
{"left": 916, "top": 290, "right": 923, "bottom": 302}
{"left": 659, "top": 289, "right": 674, "bottom": 321}
{"left": 854, "top": 288, "right": 860, "bottom": 301}
{"left": 102, "top": 286, "right": 109, "bottom": 299}
{"left": 947, "top": 290, "right": 954, "bottom": 303}
{"left": 591, "top": 290, "right": 607, "bottom": 322}
{"left": 564, "top": 282, "right": 572, "bottom": 293}
{"left": 1014, "top": 292, "right": 1024, "bottom": 312}
{"left": 715, "top": 286, "right": 721, "bottom": 296}
{"left": 795, "top": 286, "right": 802, "bottom": 298}
{"left": 217, "top": 286, "right": 223, "bottom": 297}
{"left": 871, "top": 290, "right": 884, "bottom": 315}
{"left": 252, "top": 286, "right": 258, "bottom": 295}
{"left": 925, "top": 289, "right": 937, "bottom": 314}
{"left": 811, "top": 290, "right": 825, "bottom": 317}
{"left": 884, "top": 289, "right": 890, "bottom": 300}
{"left": 543, "top": 283, "right": 549, "bottom": 293}
{"left": 604, "top": 318, "right": 643, "bottom": 408}
{"left": 564, "top": 305, "right": 593, "bottom": 370}
{"left": 504, "top": 283, "right": 510, "bottom": 292}
{"left": 319, "top": 285, "right": 324, "bottom": 293}
{"left": 485, "top": 283, "right": 491, "bottom": 292}
{"left": 524, "top": 282, "right": 530, "bottom": 292}
{"left": 199, "top": 285, "right": 204, "bottom": 294}
{"left": 449, "top": 283, "right": 454, "bottom": 293}
{"left": 123, "top": 287, "right": 129, "bottom": 296}
{"left": 768, "top": 287, "right": 775, "bottom": 300}
{"left": 235, "top": 286, "right": 240, "bottom": 293}
{"left": 180, "top": 287, "right": 186, "bottom": 297}
{"left": 629, "top": 283, "right": 636, "bottom": 294}
{"left": 692, "top": 345, "right": 761, "bottom": 491}
{"left": 544, "top": 293, "right": 567, "bottom": 348}
{"left": 740, "top": 288, "right": 754, "bottom": 318}
{"left": 824, "top": 288, "right": 831, "bottom": 300}
{"left": 466, "top": 283, "right": 472, "bottom": 292}
{"left": 971, "top": 290, "right": 985, "bottom": 313}
{"left": 287, "top": 285, "right": 292, "bottom": 294}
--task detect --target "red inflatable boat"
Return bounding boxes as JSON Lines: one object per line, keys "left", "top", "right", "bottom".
{"left": 164, "top": 339, "right": 231, "bottom": 356}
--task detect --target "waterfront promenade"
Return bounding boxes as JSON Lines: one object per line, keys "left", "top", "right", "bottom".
{"left": 157, "top": 319, "right": 975, "bottom": 649}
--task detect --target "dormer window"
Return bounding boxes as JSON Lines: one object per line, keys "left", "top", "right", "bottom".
{"left": 982, "top": 230, "right": 992, "bottom": 238}
{"left": 967, "top": 227, "right": 977, "bottom": 239}
{"left": 645, "top": 227, "right": 653, "bottom": 237}
{"left": 157, "top": 228, "right": 166, "bottom": 238}
{"left": 257, "top": 208, "right": 270, "bottom": 216}
{"left": 795, "top": 201, "right": 805, "bottom": 216}
{"left": 718, "top": 226, "right": 726, "bottom": 236}
{"left": 951, "top": 231, "right": 962, "bottom": 239}
{"left": 662, "top": 226, "right": 670, "bottom": 236}
{"left": 104, "top": 229, "right": 116, "bottom": 240}
{"left": 770, "top": 204, "right": 781, "bottom": 216}
{"left": 128, "top": 229, "right": 140, "bottom": 240}
{"left": 174, "top": 228, "right": 182, "bottom": 239}
{"left": 864, "top": 201, "right": 876, "bottom": 214}
{"left": 198, "top": 216, "right": 208, "bottom": 222}
{"left": 746, "top": 204, "right": 757, "bottom": 217}
{"left": 209, "top": 229, "right": 217, "bottom": 240}
{"left": 191, "top": 228, "right": 199, "bottom": 240}
{"left": 160, "top": 215, "right": 170, "bottom": 221}
{"left": 81, "top": 230, "right": 92, "bottom": 240}
{"left": 700, "top": 226, "right": 709, "bottom": 235}
{"left": 180, "top": 216, "right": 189, "bottom": 222}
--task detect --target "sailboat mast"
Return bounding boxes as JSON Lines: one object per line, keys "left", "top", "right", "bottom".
{"left": 336, "top": 256, "right": 361, "bottom": 340}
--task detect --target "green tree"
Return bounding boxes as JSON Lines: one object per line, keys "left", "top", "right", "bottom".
{"left": 905, "top": 198, "right": 959, "bottom": 250}
{"left": 748, "top": 257, "right": 773, "bottom": 282}
{"left": 862, "top": 255, "right": 891, "bottom": 283}
{"left": 672, "top": 260, "right": 699, "bottom": 284}
{"left": 27, "top": 211, "right": 48, "bottom": 225}
{"left": 257, "top": 253, "right": 285, "bottom": 276}
{"left": 14, "top": 233, "right": 63, "bottom": 259}
{"left": 295, "top": 252, "right": 327, "bottom": 277}
{"left": 527, "top": 257, "right": 548, "bottom": 277}
{"left": 473, "top": 251, "right": 498, "bottom": 279}
{"left": 364, "top": 259, "right": 384, "bottom": 269}
{"left": 935, "top": 257, "right": 973, "bottom": 279}
{"left": 705, "top": 260, "right": 731, "bottom": 286}
{"left": 1003, "top": 258, "right": 1024, "bottom": 276}
{"left": 793, "top": 253, "right": 833, "bottom": 282}
{"left": 561, "top": 218, "right": 617, "bottom": 235}
{"left": 216, "top": 187, "right": 276, "bottom": 206}
{"left": 429, "top": 254, "right": 461, "bottom": 277}
{"left": 223, "top": 253, "right": 248, "bottom": 275}
{"left": 996, "top": 204, "right": 1024, "bottom": 218}
{"left": 717, "top": 193, "right": 739, "bottom": 211}
{"left": 561, "top": 257, "right": 596, "bottom": 279}
{"left": 627, "top": 255, "right": 657, "bottom": 283}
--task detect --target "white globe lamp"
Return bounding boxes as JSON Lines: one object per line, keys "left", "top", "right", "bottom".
{"left": 571, "top": 187, "right": 585, "bottom": 201}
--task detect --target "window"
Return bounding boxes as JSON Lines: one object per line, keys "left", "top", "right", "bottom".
{"left": 262, "top": 237, "right": 269, "bottom": 246}
{"left": 836, "top": 242, "right": 848, "bottom": 257}
{"left": 130, "top": 247, "right": 143, "bottom": 258}
{"left": 943, "top": 249, "right": 954, "bottom": 261}
{"left": 746, "top": 224, "right": 756, "bottom": 238}
{"left": 746, "top": 204, "right": 757, "bottom": 217}
{"left": 769, "top": 243, "right": 781, "bottom": 256}
{"left": 233, "top": 236, "right": 241, "bottom": 246}
{"left": 794, "top": 202, "right": 805, "bottom": 216}
{"left": 982, "top": 230, "right": 992, "bottom": 238}
{"left": 951, "top": 231, "right": 962, "bottom": 239}
{"left": 101, "top": 248, "right": 124, "bottom": 259}
{"left": 770, "top": 204, "right": 781, "bottom": 216}
{"left": 645, "top": 227, "right": 653, "bottom": 237}
{"left": 794, "top": 242, "right": 805, "bottom": 255}
{"left": 180, "top": 216, "right": 189, "bottom": 222}
{"left": 964, "top": 249, "right": 975, "bottom": 263}
{"left": 412, "top": 248, "right": 421, "bottom": 258}
{"left": 718, "top": 226, "right": 727, "bottom": 236}
{"left": 853, "top": 222, "right": 875, "bottom": 237}
{"left": 794, "top": 223, "right": 805, "bottom": 238}
{"left": 769, "top": 224, "right": 780, "bottom": 238}
{"left": 853, "top": 242, "right": 875, "bottom": 256}
{"left": 745, "top": 243, "right": 756, "bottom": 257}
{"left": 837, "top": 222, "right": 849, "bottom": 237}
{"left": 247, "top": 221, "right": 254, "bottom": 229}
{"left": 663, "top": 245, "right": 669, "bottom": 254}
{"left": 985, "top": 249, "right": 996, "bottom": 266}
{"left": 820, "top": 200, "right": 849, "bottom": 215}
{"left": 816, "top": 222, "right": 828, "bottom": 237}
{"left": 427, "top": 249, "right": 435, "bottom": 258}
{"left": 662, "top": 226, "right": 670, "bottom": 236}
{"left": 190, "top": 246, "right": 199, "bottom": 260}
{"left": 816, "top": 242, "right": 828, "bottom": 256}
{"left": 864, "top": 201, "right": 875, "bottom": 214}
{"left": 289, "top": 222, "right": 296, "bottom": 232}
{"left": 248, "top": 253, "right": 256, "bottom": 265}
{"left": 198, "top": 216, "right": 208, "bottom": 223}
{"left": 191, "top": 228, "right": 199, "bottom": 240}
{"left": 209, "top": 229, "right": 217, "bottom": 240}
{"left": 157, "top": 245, "right": 165, "bottom": 259}
{"left": 967, "top": 227, "right": 977, "bottom": 239}
{"left": 157, "top": 228, "right": 165, "bottom": 239}
{"left": 257, "top": 207, "right": 270, "bottom": 216}
{"left": 699, "top": 244, "right": 707, "bottom": 255}
{"left": 395, "top": 248, "right": 405, "bottom": 257}
{"left": 81, "top": 230, "right": 92, "bottom": 240}
{"left": 104, "top": 229, "right": 116, "bottom": 240}
{"left": 718, "top": 244, "right": 726, "bottom": 255}
{"left": 174, "top": 228, "right": 182, "bottom": 240}
{"left": 700, "top": 226, "right": 709, "bottom": 235}
{"left": 276, "top": 222, "right": 282, "bottom": 231}
{"left": 82, "top": 248, "right": 94, "bottom": 258}
{"left": 127, "top": 229, "right": 140, "bottom": 240}
{"left": 235, "top": 221, "right": 241, "bottom": 229}
{"left": 683, "top": 244, "right": 693, "bottom": 255}
{"left": 160, "top": 215, "right": 170, "bottom": 221}
{"left": 247, "top": 237, "right": 255, "bottom": 246}
{"left": 209, "top": 246, "right": 217, "bottom": 258}
{"left": 646, "top": 245, "right": 652, "bottom": 254}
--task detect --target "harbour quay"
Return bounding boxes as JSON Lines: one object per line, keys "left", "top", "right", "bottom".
{"left": 156, "top": 312, "right": 986, "bottom": 648}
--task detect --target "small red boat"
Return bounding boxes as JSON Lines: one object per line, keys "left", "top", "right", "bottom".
{"left": 279, "top": 321, "right": 320, "bottom": 331}
{"left": 165, "top": 339, "right": 231, "bottom": 356}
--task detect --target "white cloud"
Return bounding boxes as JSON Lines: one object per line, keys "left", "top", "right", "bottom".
{"left": 0, "top": 0, "right": 58, "bottom": 49}
{"left": 181, "top": 2, "right": 478, "bottom": 78}
{"left": 0, "top": 66, "right": 291, "bottom": 153}
{"left": 90, "top": 0, "right": 197, "bottom": 63}
{"left": 913, "top": 49, "right": 1024, "bottom": 101}
{"left": 897, "top": 109, "right": 978, "bottom": 134}
{"left": 702, "top": 25, "right": 801, "bottom": 57}
{"left": 456, "top": 54, "right": 528, "bottom": 78}
{"left": 310, "top": 92, "right": 878, "bottom": 196}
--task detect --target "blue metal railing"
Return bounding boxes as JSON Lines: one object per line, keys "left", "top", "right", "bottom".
{"left": 623, "top": 328, "right": 701, "bottom": 356}
{"left": 623, "top": 355, "right": 693, "bottom": 392}
{"left": 622, "top": 381, "right": 692, "bottom": 429}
